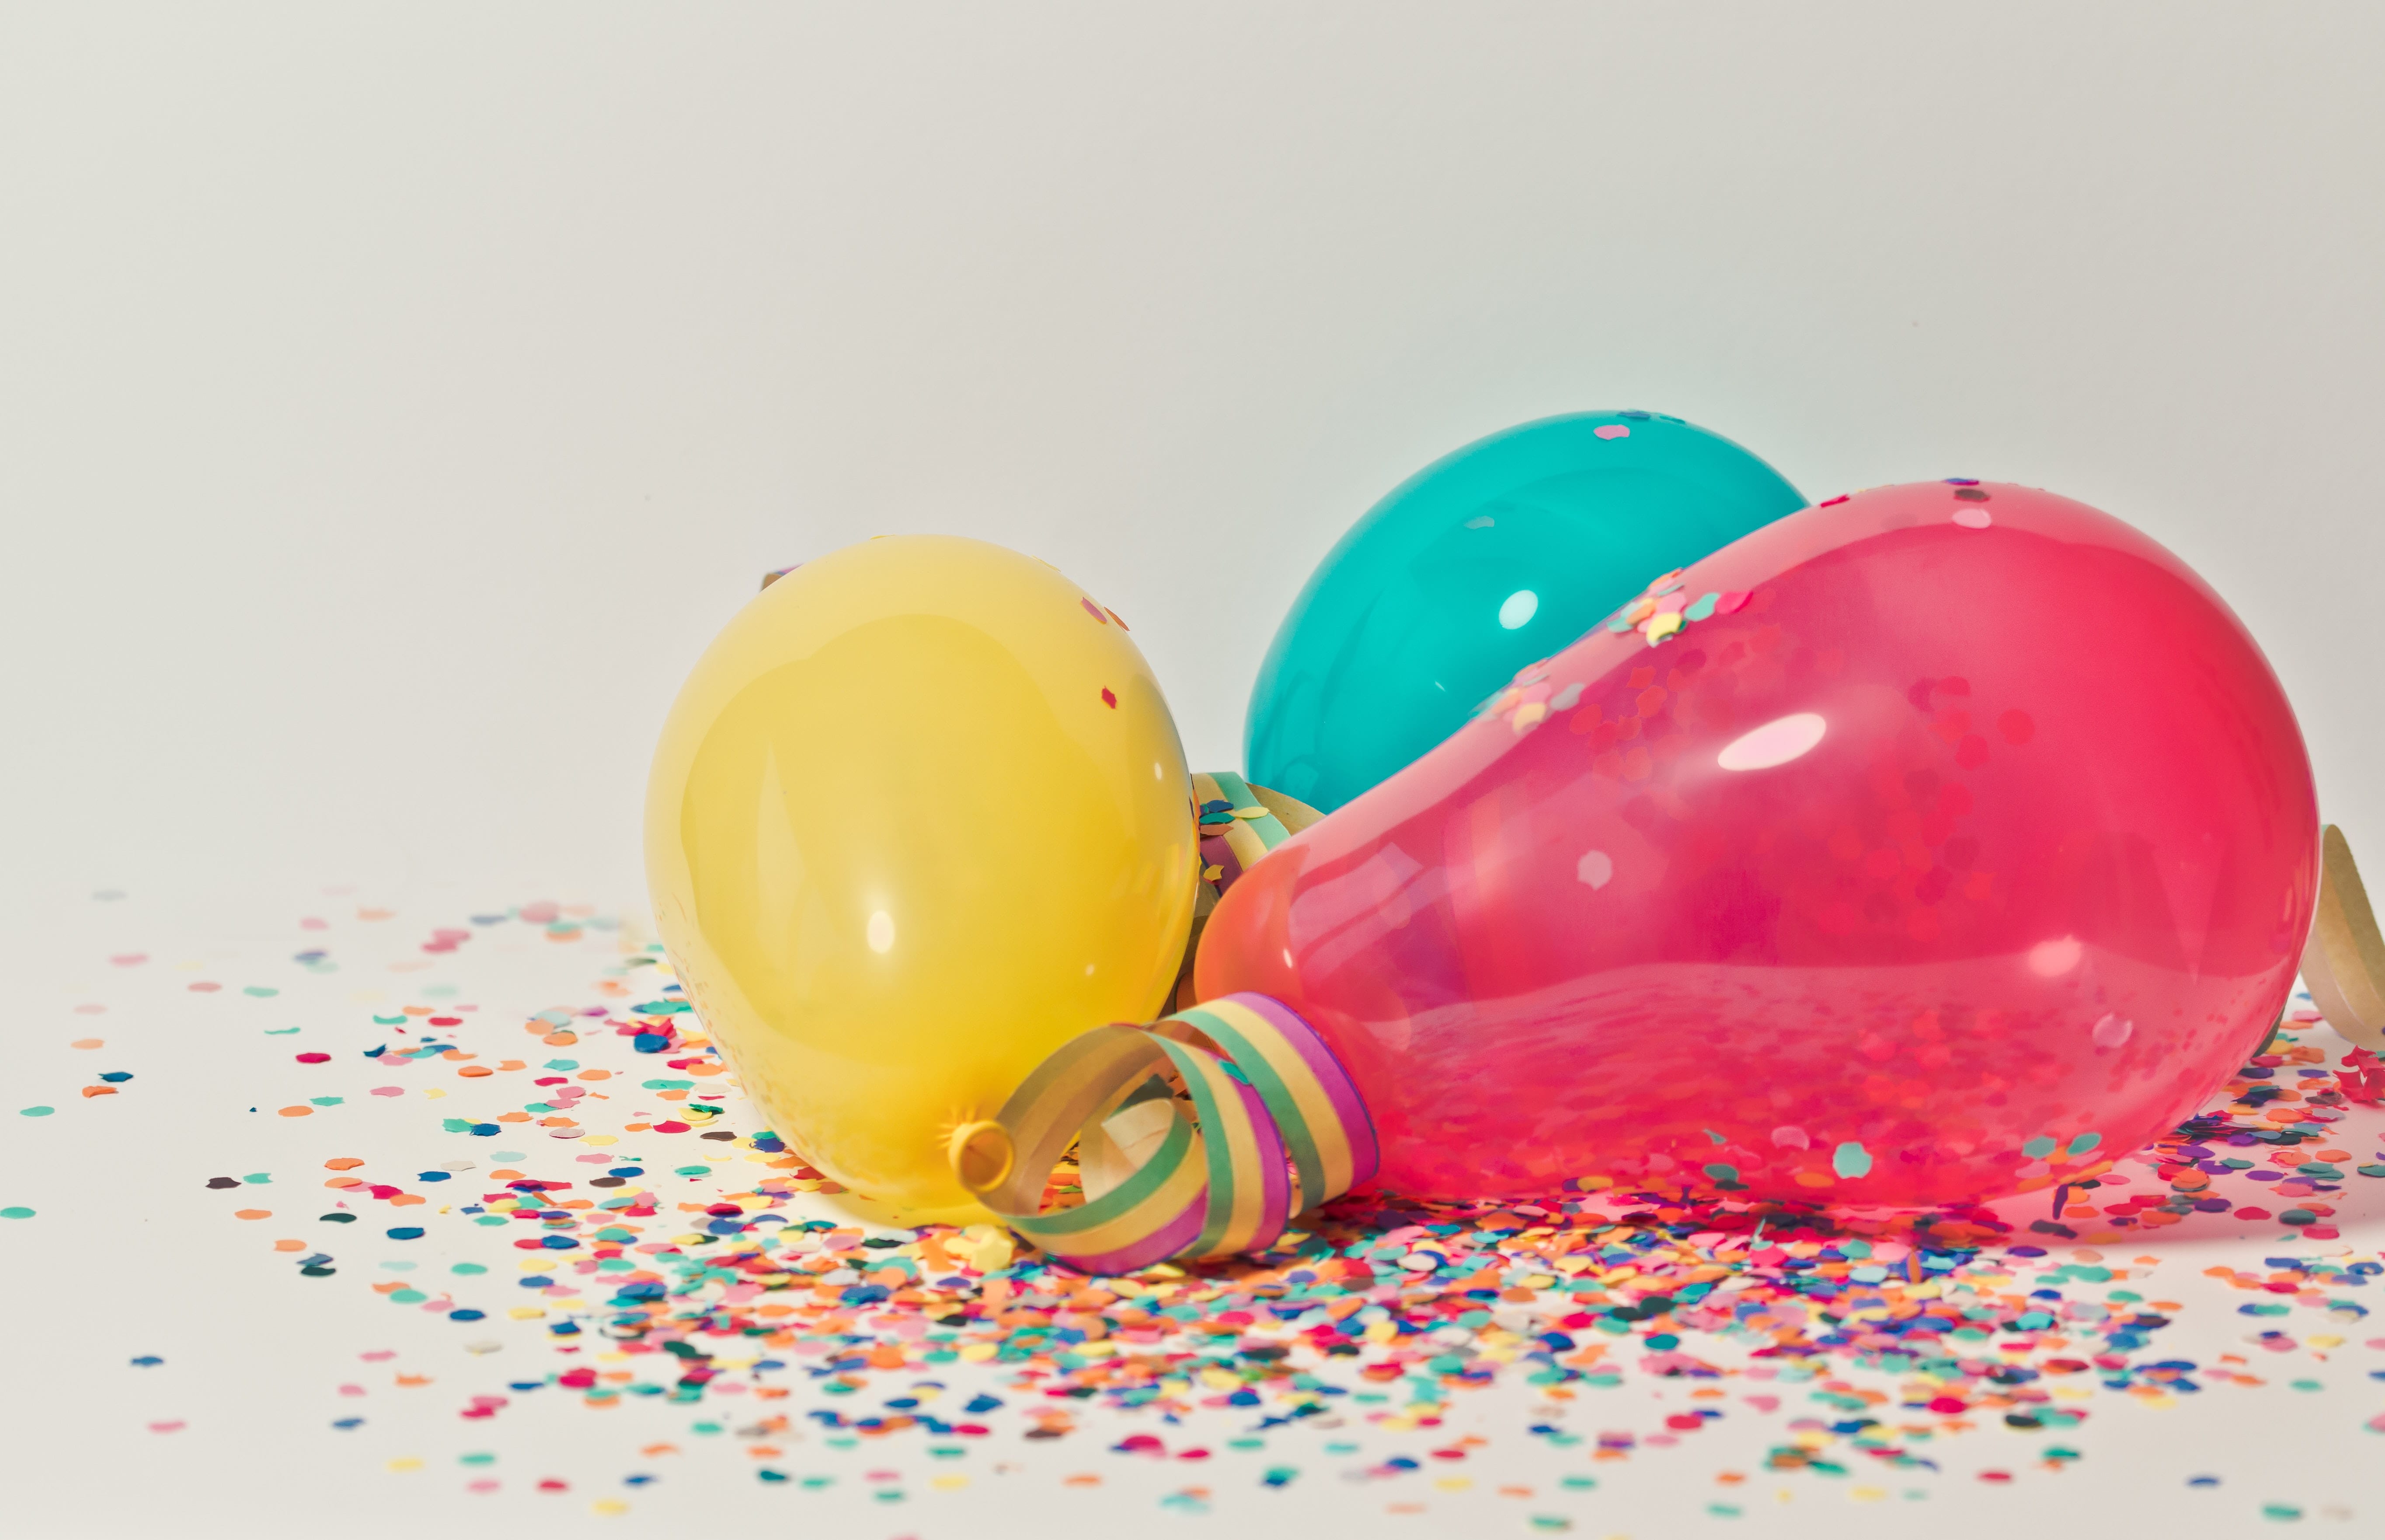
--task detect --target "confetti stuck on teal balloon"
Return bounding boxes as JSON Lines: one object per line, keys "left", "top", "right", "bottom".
{"left": 1246, "top": 410, "right": 1804, "bottom": 810}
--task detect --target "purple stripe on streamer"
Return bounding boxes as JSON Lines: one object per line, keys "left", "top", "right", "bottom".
{"left": 1059, "top": 1193, "right": 1207, "bottom": 1276}
{"left": 1219, "top": 992, "right": 1381, "bottom": 1188}
{"left": 1233, "top": 1075, "right": 1292, "bottom": 1251}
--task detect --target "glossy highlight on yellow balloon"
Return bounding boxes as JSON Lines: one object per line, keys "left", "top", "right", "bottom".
{"left": 645, "top": 536, "right": 1197, "bottom": 1219}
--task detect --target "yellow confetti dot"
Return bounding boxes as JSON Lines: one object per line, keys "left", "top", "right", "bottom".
{"left": 1643, "top": 611, "right": 1683, "bottom": 644}
{"left": 1850, "top": 1486, "right": 1886, "bottom": 1503}
{"left": 386, "top": 1457, "right": 423, "bottom": 1473}
{"left": 930, "top": 1475, "right": 968, "bottom": 1491}
{"left": 1434, "top": 1476, "right": 1473, "bottom": 1492}
{"left": 590, "top": 1498, "right": 629, "bottom": 1516}
{"left": 1230, "top": 807, "right": 1270, "bottom": 820}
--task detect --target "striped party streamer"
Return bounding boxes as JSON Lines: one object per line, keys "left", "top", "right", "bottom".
{"left": 1173, "top": 773, "right": 1322, "bottom": 1012}
{"left": 950, "top": 993, "right": 1379, "bottom": 1275}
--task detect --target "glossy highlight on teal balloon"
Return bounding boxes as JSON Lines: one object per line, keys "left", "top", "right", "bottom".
{"left": 1245, "top": 410, "right": 1806, "bottom": 811}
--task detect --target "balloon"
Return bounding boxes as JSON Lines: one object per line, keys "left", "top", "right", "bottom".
{"left": 646, "top": 535, "right": 1198, "bottom": 1219}
{"left": 1198, "top": 480, "right": 2319, "bottom": 1209}
{"left": 1246, "top": 411, "right": 1806, "bottom": 812}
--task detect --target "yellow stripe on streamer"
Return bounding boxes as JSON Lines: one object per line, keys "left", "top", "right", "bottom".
{"left": 951, "top": 992, "right": 1378, "bottom": 1275}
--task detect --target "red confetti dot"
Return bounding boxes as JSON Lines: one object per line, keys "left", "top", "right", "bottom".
{"left": 1100, "top": 688, "right": 1118, "bottom": 709}
{"left": 295, "top": 1052, "right": 331, "bottom": 1064}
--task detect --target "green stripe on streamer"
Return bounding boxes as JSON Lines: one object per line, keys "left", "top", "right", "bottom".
{"left": 954, "top": 993, "right": 1377, "bottom": 1275}
{"left": 1204, "top": 768, "right": 1291, "bottom": 849}
{"left": 1006, "top": 1111, "right": 1194, "bottom": 1242}
{"left": 1173, "top": 1004, "right": 1328, "bottom": 1213}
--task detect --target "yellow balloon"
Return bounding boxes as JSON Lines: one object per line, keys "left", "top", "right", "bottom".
{"left": 645, "top": 535, "right": 1196, "bottom": 1219}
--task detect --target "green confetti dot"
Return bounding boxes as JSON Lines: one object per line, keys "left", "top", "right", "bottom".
{"left": 2066, "top": 1132, "right": 2102, "bottom": 1155}
{"left": 310, "top": 1097, "right": 344, "bottom": 1107}
{"left": 242, "top": 1173, "right": 272, "bottom": 1185}
{"left": 244, "top": 986, "right": 279, "bottom": 997}
{"left": 1832, "top": 1142, "right": 1873, "bottom": 1179}
{"left": 451, "top": 1262, "right": 488, "bottom": 1275}
{"left": 2021, "top": 1136, "right": 2057, "bottom": 1159}
{"left": 19, "top": 1106, "right": 53, "bottom": 1118}
{"left": 0, "top": 1206, "right": 33, "bottom": 1219}
{"left": 1703, "top": 1163, "right": 1739, "bottom": 1182}
{"left": 674, "top": 1166, "right": 710, "bottom": 1177}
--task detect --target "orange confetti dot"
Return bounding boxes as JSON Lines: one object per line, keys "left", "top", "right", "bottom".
{"left": 233, "top": 1209, "right": 272, "bottom": 1220}
{"left": 278, "top": 1105, "right": 312, "bottom": 1117}
{"left": 70, "top": 1038, "right": 104, "bottom": 1049}
{"left": 325, "top": 1157, "right": 364, "bottom": 1170}
{"left": 458, "top": 1066, "right": 493, "bottom": 1078}
{"left": 273, "top": 1239, "right": 306, "bottom": 1252}
{"left": 81, "top": 1085, "right": 118, "bottom": 1098}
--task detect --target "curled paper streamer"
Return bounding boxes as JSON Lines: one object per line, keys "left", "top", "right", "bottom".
{"left": 951, "top": 994, "right": 1378, "bottom": 1275}
{"left": 1175, "top": 772, "right": 1320, "bottom": 1010}
{"left": 2302, "top": 824, "right": 2385, "bottom": 1052}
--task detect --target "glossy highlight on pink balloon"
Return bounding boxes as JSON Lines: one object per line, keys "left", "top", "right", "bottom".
{"left": 1198, "top": 481, "right": 2319, "bottom": 1208}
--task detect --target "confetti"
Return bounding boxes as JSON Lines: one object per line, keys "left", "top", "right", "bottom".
{"left": 45, "top": 890, "right": 2367, "bottom": 1523}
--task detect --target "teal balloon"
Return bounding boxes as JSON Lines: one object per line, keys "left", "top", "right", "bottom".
{"left": 1246, "top": 411, "right": 1805, "bottom": 811}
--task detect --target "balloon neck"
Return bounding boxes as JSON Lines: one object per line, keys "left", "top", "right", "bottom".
{"left": 1173, "top": 773, "right": 1323, "bottom": 1010}
{"left": 953, "top": 992, "right": 1379, "bottom": 1276}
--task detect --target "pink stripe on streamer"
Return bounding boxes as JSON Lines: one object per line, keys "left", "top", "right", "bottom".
{"left": 1233, "top": 1074, "right": 1292, "bottom": 1252}
{"left": 1062, "top": 1193, "right": 1208, "bottom": 1276}
{"left": 1222, "top": 992, "right": 1381, "bottom": 1188}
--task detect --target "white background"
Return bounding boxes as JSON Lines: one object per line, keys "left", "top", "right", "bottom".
{"left": 5, "top": 11, "right": 2385, "bottom": 1536}
{"left": 5, "top": 2, "right": 2382, "bottom": 914}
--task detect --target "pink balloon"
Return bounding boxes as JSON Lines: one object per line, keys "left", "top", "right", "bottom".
{"left": 1198, "top": 481, "right": 2318, "bottom": 1206}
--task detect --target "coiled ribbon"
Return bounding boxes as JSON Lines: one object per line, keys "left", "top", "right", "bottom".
{"left": 949, "top": 994, "right": 1379, "bottom": 1275}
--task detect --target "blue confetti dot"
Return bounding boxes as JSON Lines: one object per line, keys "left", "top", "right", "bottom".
{"left": 387, "top": 1226, "right": 425, "bottom": 1240}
